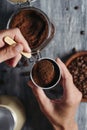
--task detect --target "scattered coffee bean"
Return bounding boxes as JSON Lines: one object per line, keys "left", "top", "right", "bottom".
{"left": 66, "top": 7, "right": 69, "bottom": 11}
{"left": 80, "top": 30, "right": 85, "bottom": 35}
{"left": 74, "top": 6, "right": 79, "bottom": 10}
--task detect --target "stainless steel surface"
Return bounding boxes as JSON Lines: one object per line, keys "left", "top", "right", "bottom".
{"left": 0, "top": 0, "right": 87, "bottom": 130}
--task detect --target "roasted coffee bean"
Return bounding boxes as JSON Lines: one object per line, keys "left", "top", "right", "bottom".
{"left": 68, "top": 55, "right": 87, "bottom": 98}
{"left": 74, "top": 6, "right": 79, "bottom": 10}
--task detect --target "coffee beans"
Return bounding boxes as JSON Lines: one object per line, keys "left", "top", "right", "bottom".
{"left": 68, "top": 55, "right": 87, "bottom": 98}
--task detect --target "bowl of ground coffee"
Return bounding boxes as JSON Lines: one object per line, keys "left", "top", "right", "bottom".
{"left": 7, "top": 6, "right": 55, "bottom": 53}
{"left": 30, "top": 58, "right": 61, "bottom": 89}
{"left": 65, "top": 51, "right": 87, "bottom": 102}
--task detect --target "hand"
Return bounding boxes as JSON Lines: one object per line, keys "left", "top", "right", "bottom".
{"left": 0, "top": 28, "right": 31, "bottom": 67}
{"left": 28, "top": 58, "right": 82, "bottom": 130}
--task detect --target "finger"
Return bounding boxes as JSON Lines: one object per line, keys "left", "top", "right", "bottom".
{"left": 0, "top": 28, "right": 31, "bottom": 52}
{"left": 6, "top": 54, "right": 22, "bottom": 67}
{"left": 14, "top": 28, "right": 31, "bottom": 52}
{"left": 28, "top": 81, "right": 53, "bottom": 112}
{"left": 56, "top": 58, "right": 82, "bottom": 103}
{"left": 0, "top": 29, "right": 16, "bottom": 48}
{"left": 56, "top": 58, "right": 76, "bottom": 97}
{"left": 0, "top": 40, "right": 5, "bottom": 48}
{"left": 28, "top": 81, "right": 49, "bottom": 103}
{"left": 12, "top": 54, "right": 22, "bottom": 67}
{"left": 0, "top": 44, "right": 23, "bottom": 63}
{"left": 56, "top": 58, "right": 73, "bottom": 81}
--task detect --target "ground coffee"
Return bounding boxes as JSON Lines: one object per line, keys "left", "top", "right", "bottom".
{"left": 32, "top": 59, "right": 60, "bottom": 88}
{"left": 9, "top": 8, "right": 49, "bottom": 50}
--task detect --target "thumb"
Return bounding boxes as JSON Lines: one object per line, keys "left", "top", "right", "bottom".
{"left": 0, "top": 44, "right": 23, "bottom": 63}
{"left": 28, "top": 81, "right": 53, "bottom": 113}
{"left": 28, "top": 81, "right": 50, "bottom": 104}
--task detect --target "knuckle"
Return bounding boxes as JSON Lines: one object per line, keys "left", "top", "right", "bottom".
{"left": 7, "top": 46, "right": 17, "bottom": 57}
{"left": 65, "top": 99, "right": 76, "bottom": 107}
{"left": 15, "top": 27, "right": 20, "bottom": 31}
{"left": 65, "top": 74, "right": 73, "bottom": 81}
{"left": 65, "top": 92, "right": 82, "bottom": 106}
{"left": 3, "top": 47, "right": 8, "bottom": 55}
{"left": 65, "top": 98, "right": 74, "bottom": 106}
{"left": 0, "top": 47, "right": 16, "bottom": 61}
{"left": 16, "top": 28, "right": 21, "bottom": 34}
{"left": 0, "top": 42, "right": 4, "bottom": 47}
{"left": 14, "top": 28, "right": 21, "bottom": 34}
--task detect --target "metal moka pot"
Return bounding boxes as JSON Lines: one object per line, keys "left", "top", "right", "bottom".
{"left": 0, "top": 95, "right": 26, "bottom": 130}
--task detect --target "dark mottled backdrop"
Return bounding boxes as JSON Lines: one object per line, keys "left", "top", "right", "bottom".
{"left": 0, "top": 0, "right": 87, "bottom": 130}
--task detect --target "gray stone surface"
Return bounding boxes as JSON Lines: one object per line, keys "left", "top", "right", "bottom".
{"left": 0, "top": 0, "right": 87, "bottom": 130}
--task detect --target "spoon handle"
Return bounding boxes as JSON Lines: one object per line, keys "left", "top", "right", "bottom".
{"left": 4, "top": 36, "right": 31, "bottom": 59}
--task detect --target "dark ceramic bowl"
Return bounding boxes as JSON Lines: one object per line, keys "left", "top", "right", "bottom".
{"left": 65, "top": 51, "right": 87, "bottom": 102}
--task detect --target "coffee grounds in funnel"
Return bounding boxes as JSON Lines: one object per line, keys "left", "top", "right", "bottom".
{"left": 9, "top": 9, "right": 49, "bottom": 50}
{"left": 32, "top": 59, "right": 55, "bottom": 87}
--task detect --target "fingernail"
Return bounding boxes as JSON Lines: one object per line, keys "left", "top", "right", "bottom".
{"left": 56, "top": 58, "right": 61, "bottom": 62}
{"left": 15, "top": 44, "right": 23, "bottom": 52}
{"left": 28, "top": 46, "right": 31, "bottom": 53}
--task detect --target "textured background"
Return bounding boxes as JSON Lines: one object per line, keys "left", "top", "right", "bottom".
{"left": 0, "top": 0, "right": 87, "bottom": 130}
